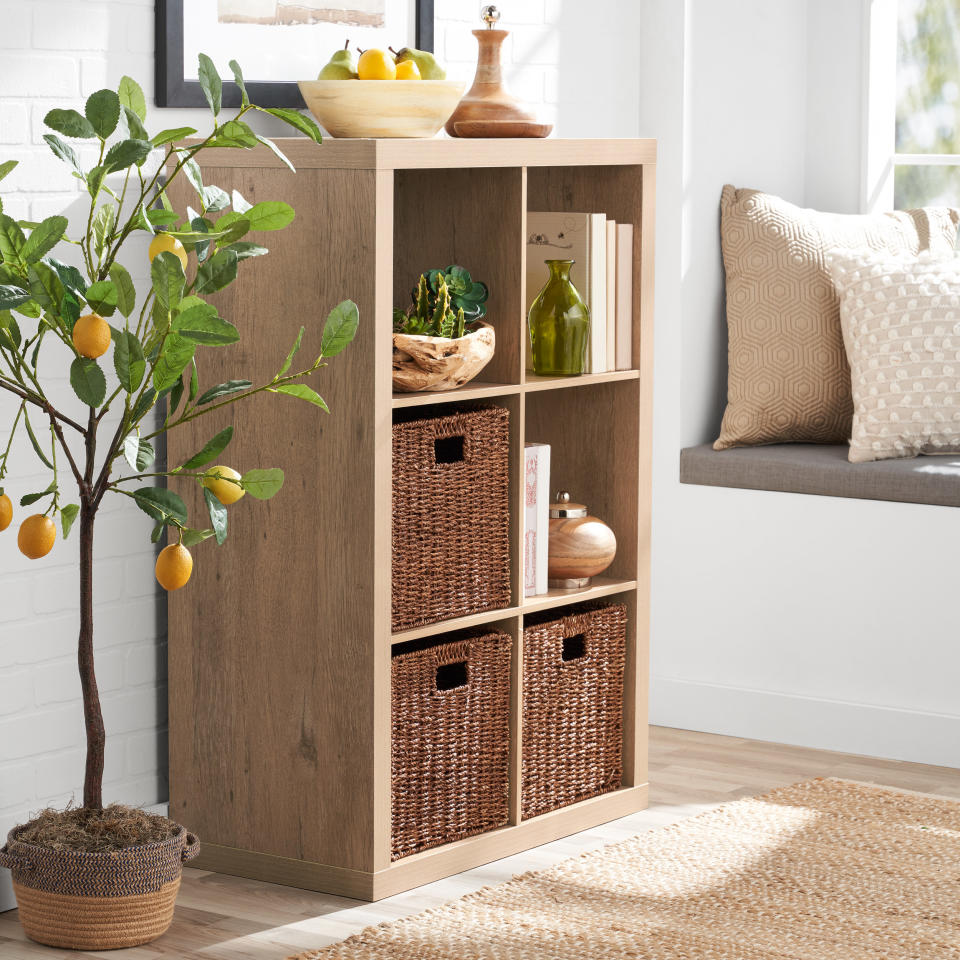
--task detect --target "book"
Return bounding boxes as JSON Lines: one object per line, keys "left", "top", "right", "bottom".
{"left": 615, "top": 224, "right": 634, "bottom": 371}
{"left": 606, "top": 220, "right": 617, "bottom": 374}
{"left": 526, "top": 212, "right": 607, "bottom": 372}
{"left": 523, "top": 442, "right": 551, "bottom": 597}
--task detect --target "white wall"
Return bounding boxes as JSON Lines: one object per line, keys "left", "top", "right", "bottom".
{"left": 645, "top": 0, "right": 960, "bottom": 771}
{"left": 0, "top": 0, "right": 638, "bottom": 913}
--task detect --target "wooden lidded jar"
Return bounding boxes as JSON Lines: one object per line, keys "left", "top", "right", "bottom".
{"left": 547, "top": 491, "right": 617, "bottom": 589}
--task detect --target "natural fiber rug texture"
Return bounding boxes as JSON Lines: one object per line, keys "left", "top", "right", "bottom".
{"left": 287, "top": 778, "right": 960, "bottom": 959}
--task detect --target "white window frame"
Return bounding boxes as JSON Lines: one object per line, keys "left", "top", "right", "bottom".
{"left": 860, "top": 0, "right": 960, "bottom": 213}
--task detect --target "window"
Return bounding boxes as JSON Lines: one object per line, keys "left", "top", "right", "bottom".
{"left": 894, "top": 0, "right": 960, "bottom": 207}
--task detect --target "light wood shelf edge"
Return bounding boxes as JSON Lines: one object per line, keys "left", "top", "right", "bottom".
{"left": 524, "top": 369, "right": 640, "bottom": 392}
{"left": 392, "top": 381, "right": 522, "bottom": 407}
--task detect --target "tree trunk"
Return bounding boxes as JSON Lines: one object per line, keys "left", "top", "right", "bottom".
{"left": 78, "top": 498, "right": 105, "bottom": 810}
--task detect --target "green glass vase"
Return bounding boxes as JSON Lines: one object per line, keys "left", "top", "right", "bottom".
{"left": 527, "top": 259, "right": 590, "bottom": 376}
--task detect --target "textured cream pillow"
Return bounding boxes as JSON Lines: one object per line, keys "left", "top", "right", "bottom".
{"left": 826, "top": 250, "right": 960, "bottom": 463}
{"left": 715, "top": 186, "right": 960, "bottom": 450}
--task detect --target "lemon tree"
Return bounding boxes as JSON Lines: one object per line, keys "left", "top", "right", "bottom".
{"left": 0, "top": 57, "right": 358, "bottom": 811}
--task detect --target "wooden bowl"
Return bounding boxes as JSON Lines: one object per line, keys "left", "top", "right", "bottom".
{"left": 297, "top": 80, "right": 465, "bottom": 139}
{"left": 392, "top": 322, "right": 495, "bottom": 392}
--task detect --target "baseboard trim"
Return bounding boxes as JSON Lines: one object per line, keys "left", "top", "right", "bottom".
{"left": 651, "top": 677, "right": 960, "bottom": 769}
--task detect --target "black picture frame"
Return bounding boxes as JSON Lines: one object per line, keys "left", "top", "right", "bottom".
{"left": 155, "top": 0, "right": 435, "bottom": 109}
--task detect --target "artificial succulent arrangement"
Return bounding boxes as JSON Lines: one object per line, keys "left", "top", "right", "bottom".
{"left": 393, "top": 265, "right": 488, "bottom": 339}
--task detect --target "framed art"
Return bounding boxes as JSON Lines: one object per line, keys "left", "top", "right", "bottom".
{"left": 155, "top": 0, "right": 435, "bottom": 108}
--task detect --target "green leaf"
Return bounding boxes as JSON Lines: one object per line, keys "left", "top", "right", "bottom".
{"left": 20, "top": 482, "right": 56, "bottom": 507}
{"left": 0, "top": 312, "right": 22, "bottom": 348}
{"left": 130, "top": 387, "right": 157, "bottom": 423}
{"left": 61, "top": 293, "right": 80, "bottom": 333}
{"left": 168, "top": 375, "right": 185, "bottom": 416}
{"left": 172, "top": 304, "right": 239, "bottom": 345}
{"left": 108, "top": 263, "right": 136, "bottom": 317}
{"left": 60, "top": 503, "right": 79, "bottom": 539}
{"left": 183, "top": 157, "right": 205, "bottom": 198}
{"left": 182, "top": 426, "right": 234, "bottom": 469}
{"left": 133, "top": 487, "right": 187, "bottom": 527}
{"left": 181, "top": 527, "right": 215, "bottom": 546}
{"left": 203, "top": 184, "right": 231, "bottom": 212}
{"left": 195, "top": 379, "right": 251, "bottom": 405}
{"left": 212, "top": 211, "right": 249, "bottom": 246}
{"left": 152, "top": 126, "right": 197, "bottom": 147}
{"left": 21, "top": 216, "right": 67, "bottom": 265}
{"left": 210, "top": 119, "right": 258, "bottom": 148}
{"left": 27, "top": 262, "right": 64, "bottom": 312}
{"left": 146, "top": 209, "right": 179, "bottom": 227}
{"left": 112, "top": 327, "right": 145, "bottom": 392}
{"left": 151, "top": 250, "right": 185, "bottom": 309}
{"left": 320, "top": 300, "right": 359, "bottom": 357}
{"left": 92, "top": 203, "right": 115, "bottom": 258}
{"left": 0, "top": 160, "right": 18, "bottom": 183}
{"left": 43, "top": 134, "right": 82, "bottom": 172}
{"left": 104, "top": 138, "right": 152, "bottom": 173}
{"left": 197, "top": 53, "right": 222, "bottom": 116}
{"left": 189, "top": 216, "right": 211, "bottom": 262}
{"left": 203, "top": 487, "right": 228, "bottom": 545}
{"left": 254, "top": 135, "right": 295, "bottom": 172}
{"left": 227, "top": 241, "right": 268, "bottom": 261}
{"left": 85, "top": 89, "right": 121, "bottom": 139}
{"left": 189, "top": 358, "right": 199, "bottom": 401}
{"left": 44, "top": 108, "right": 96, "bottom": 139}
{"left": 48, "top": 257, "right": 86, "bottom": 297}
{"left": 150, "top": 522, "right": 164, "bottom": 543}
{"left": 118, "top": 75, "right": 147, "bottom": 121}
{"left": 122, "top": 106, "right": 149, "bottom": 142}
{"left": 262, "top": 107, "right": 323, "bottom": 144}
{"left": 0, "top": 214, "right": 26, "bottom": 263}
{"left": 277, "top": 326, "right": 304, "bottom": 377}
{"left": 276, "top": 383, "right": 329, "bottom": 412}
{"left": 153, "top": 333, "right": 195, "bottom": 392}
{"left": 70, "top": 357, "right": 106, "bottom": 407}
{"left": 23, "top": 408, "right": 53, "bottom": 468}
{"left": 240, "top": 467, "right": 284, "bottom": 500}
{"left": 245, "top": 201, "right": 295, "bottom": 232}
{"left": 124, "top": 433, "right": 155, "bottom": 471}
{"left": 86, "top": 165, "right": 106, "bottom": 199}
{"left": 85, "top": 279, "right": 118, "bottom": 316}
{"left": 229, "top": 59, "right": 249, "bottom": 107}
{"left": 194, "top": 248, "right": 238, "bottom": 295}
{"left": 231, "top": 189, "right": 252, "bottom": 214}
{"left": 0, "top": 285, "right": 30, "bottom": 309}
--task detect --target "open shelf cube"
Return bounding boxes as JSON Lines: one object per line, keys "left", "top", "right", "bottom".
{"left": 167, "top": 138, "right": 655, "bottom": 901}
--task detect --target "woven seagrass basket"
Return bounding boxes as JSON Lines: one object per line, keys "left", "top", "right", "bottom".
{"left": 0, "top": 824, "right": 199, "bottom": 950}
{"left": 392, "top": 405, "right": 511, "bottom": 632}
{"left": 521, "top": 601, "right": 627, "bottom": 820}
{"left": 391, "top": 630, "right": 512, "bottom": 859}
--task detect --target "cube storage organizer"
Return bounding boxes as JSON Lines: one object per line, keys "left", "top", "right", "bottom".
{"left": 521, "top": 601, "right": 627, "bottom": 820}
{"left": 391, "top": 629, "right": 512, "bottom": 860}
{"left": 391, "top": 405, "right": 512, "bottom": 632}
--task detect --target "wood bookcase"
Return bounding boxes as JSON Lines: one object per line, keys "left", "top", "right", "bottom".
{"left": 167, "top": 138, "right": 655, "bottom": 901}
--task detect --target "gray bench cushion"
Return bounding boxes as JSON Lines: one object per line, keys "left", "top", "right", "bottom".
{"left": 679, "top": 443, "right": 960, "bottom": 507}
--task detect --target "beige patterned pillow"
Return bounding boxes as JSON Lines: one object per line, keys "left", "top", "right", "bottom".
{"left": 715, "top": 186, "right": 960, "bottom": 450}
{"left": 826, "top": 250, "right": 960, "bottom": 463}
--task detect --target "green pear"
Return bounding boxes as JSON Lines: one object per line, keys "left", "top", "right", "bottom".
{"left": 393, "top": 46, "right": 446, "bottom": 80}
{"left": 318, "top": 40, "right": 358, "bottom": 80}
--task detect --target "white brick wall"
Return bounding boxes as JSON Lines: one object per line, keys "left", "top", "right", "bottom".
{"left": 0, "top": 0, "right": 636, "bottom": 914}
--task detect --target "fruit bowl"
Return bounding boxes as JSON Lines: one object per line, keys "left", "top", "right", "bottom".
{"left": 298, "top": 80, "right": 465, "bottom": 139}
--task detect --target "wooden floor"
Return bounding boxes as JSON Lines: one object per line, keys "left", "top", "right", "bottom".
{"left": 2, "top": 725, "right": 959, "bottom": 959}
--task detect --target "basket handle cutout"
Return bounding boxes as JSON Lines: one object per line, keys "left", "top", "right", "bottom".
{"left": 561, "top": 633, "right": 587, "bottom": 662}
{"left": 182, "top": 832, "right": 201, "bottom": 863}
{"left": 434, "top": 435, "right": 465, "bottom": 464}
{"left": 0, "top": 844, "right": 32, "bottom": 872}
{"left": 436, "top": 660, "right": 468, "bottom": 691}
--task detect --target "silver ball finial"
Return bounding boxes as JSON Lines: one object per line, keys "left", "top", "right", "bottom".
{"left": 555, "top": 491, "right": 571, "bottom": 504}
{"left": 481, "top": 5, "right": 501, "bottom": 27}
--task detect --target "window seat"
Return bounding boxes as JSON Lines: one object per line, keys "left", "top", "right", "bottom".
{"left": 679, "top": 443, "right": 960, "bottom": 508}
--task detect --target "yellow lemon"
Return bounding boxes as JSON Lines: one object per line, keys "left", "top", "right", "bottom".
{"left": 18, "top": 514, "right": 56, "bottom": 559}
{"left": 0, "top": 493, "right": 12, "bottom": 531}
{"left": 155, "top": 543, "right": 193, "bottom": 591}
{"left": 357, "top": 49, "right": 397, "bottom": 80}
{"left": 395, "top": 59, "right": 421, "bottom": 80}
{"left": 201, "top": 465, "right": 245, "bottom": 505}
{"left": 148, "top": 233, "right": 188, "bottom": 272}
{"left": 72, "top": 312, "right": 111, "bottom": 359}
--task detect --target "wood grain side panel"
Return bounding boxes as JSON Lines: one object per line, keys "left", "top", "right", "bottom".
{"left": 167, "top": 165, "right": 380, "bottom": 872}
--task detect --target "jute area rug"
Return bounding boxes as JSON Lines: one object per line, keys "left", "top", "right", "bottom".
{"left": 287, "top": 778, "right": 960, "bottom": 959}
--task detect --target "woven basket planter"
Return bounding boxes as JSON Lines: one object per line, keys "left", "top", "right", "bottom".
{"left": 521, "top": 601, "right": 627, "bottom": 820}
{"left": 392, "top": 405, "right": 511, "bottom": 632}
{"left": 0, "top": 824, "right": 199, "bottom": 950}
{"left": 391, "top": 630, "right": 512, "bottom": 860}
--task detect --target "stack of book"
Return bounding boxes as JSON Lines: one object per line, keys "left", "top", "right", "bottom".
{"left": 525, "top": 213, "right": 634, "bottom": 374}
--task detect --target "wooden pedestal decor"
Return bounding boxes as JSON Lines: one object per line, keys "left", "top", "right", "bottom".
{"left": 391, "top": 630, "right": 512, "bottom": 859}
{"left": 392, "top": 321, "right": 496, "bottom": 392}
{"left": 167, "top": 137, "right": 655, "bottom": 902}
{"left": 0, "top": 828, "right": 199, "bottom": 950}
{"left": 522, "top": 602, "right": 627, "bottom": 820}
